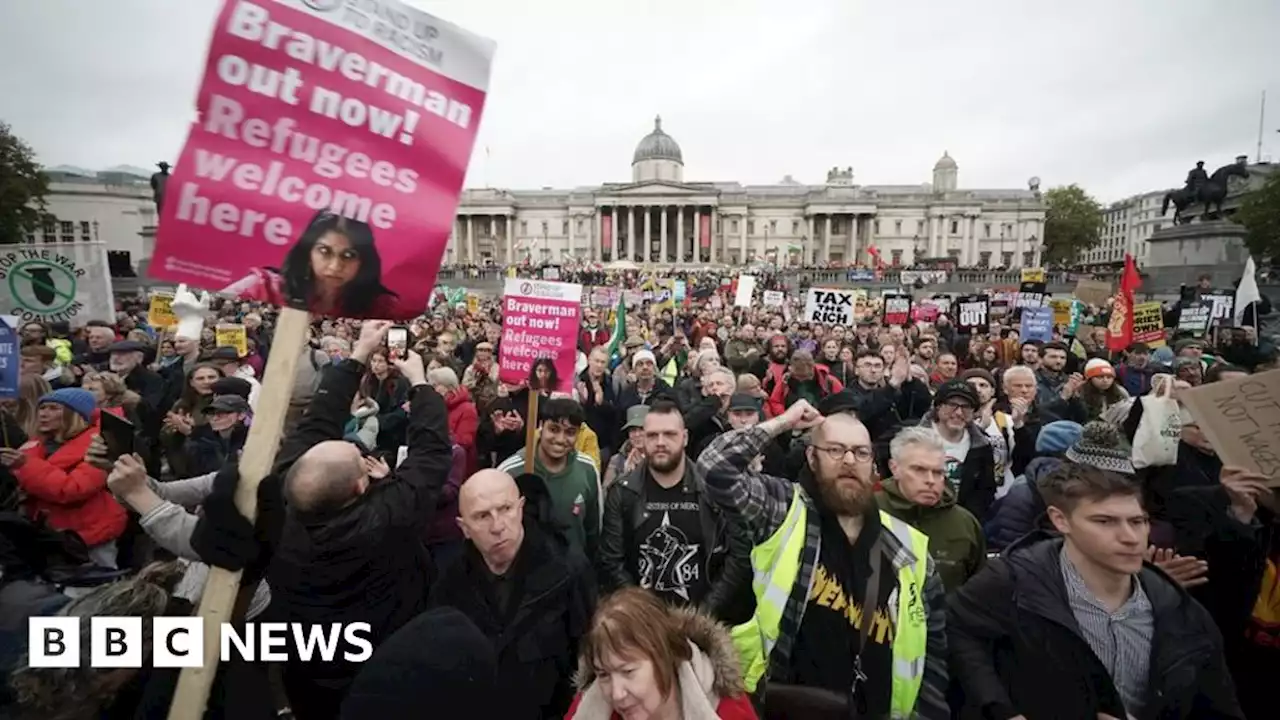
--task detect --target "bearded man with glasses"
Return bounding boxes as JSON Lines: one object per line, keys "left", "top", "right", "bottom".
{"left": 697, "top": 392, "right": 950, "bottom": 719}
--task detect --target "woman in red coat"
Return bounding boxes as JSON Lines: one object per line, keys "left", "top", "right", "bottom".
{"left": 0, "top": 388, "right": 126, "bottom": 568}
{"left": 566, "top": 588, "right": 758, "bottom": 720}
{"left": 430, "top": 367, "right": 479, "bottom": 476}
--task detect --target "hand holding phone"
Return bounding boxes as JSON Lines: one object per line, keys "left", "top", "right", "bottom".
{"left": 99, "top": 412, "right": 136, "bottom": 463}
{"left": 388, "top": 326, "right": 409, "bottom": 361}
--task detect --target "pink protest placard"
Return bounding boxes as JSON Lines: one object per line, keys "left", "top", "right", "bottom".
{"left": 499, "top": 278, "right": 582, "bottom": 393}
{"left": 150, "top": 0, "right": 495, "bottom": 319}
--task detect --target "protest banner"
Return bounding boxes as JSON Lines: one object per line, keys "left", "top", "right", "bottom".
{"left": 148, "top": 0, "right": 495, "bottom": 320}
{"left": 149, "top": 293, "right": 178, "bottom": 328}
{"left": 956, "top": 295, "right": 990, "bottom": 334}
{"left": 734, "top": 276, "right": 756, "bottom": 307}
{"left": 1015, "top": 281, "right": 1046, "bottom": 309}
{"left": 1050, "top": 298, "right": 1072, "bottom": 327}
{"left": 498, "top": 278, "right": 581, "bottom": 393}
{"left": 1073, "top": 278, "right": 1112, "bottom": 306}
{"left": 0, "top": 318, "right": 16, "bottom": 400}
{"left": 990, "top": 300, "right": 1010, "bottom": 320}
{"left": 883, "top": 295, "right": 912, "bottom": 326}
{"left": 1177, "top": 301, "right": 1212, "bottom": 337}
{"left": 1180, "top": 369, "right": 1280, "bottom": 487}
{"left": 804, "top": 288, "right": 857, "bottom": 326}
{"left": 763, "top": 290, "right": 784, "bottom": 307}
{"left": 0, "top": 242, "right": 115, "bottom": 326}
{"left": 911, "top": 304, "right": 939, "bottom": 322}
{"left": 215, "top": 323, "right": 249, "bottom": 356}
{"left": 1022, "top": 306, "right": 1053, "bottom": 343}
{"left": 1021, "top": 267, "right": 1045, "bottom": 284}
{"left": 1131, "top": 301, "right": 1165, "bottom": 347}
{"left": 1202, "top": 293, "right": 1235, "bottom": 327}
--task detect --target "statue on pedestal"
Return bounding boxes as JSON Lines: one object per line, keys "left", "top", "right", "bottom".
{"left": 1161, "top": 157, "right": 1250, "bottom": 224}
{"left": 150, "top": 162, "right": 171, "bottom": 213}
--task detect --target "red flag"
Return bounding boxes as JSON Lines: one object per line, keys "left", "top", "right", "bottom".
{"left": 1105, "top": 254, "right": 1142, "bottom": 352}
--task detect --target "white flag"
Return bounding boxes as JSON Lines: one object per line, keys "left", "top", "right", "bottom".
{"left": 1233, "top": 257, "right": 1261, "bottom": 326}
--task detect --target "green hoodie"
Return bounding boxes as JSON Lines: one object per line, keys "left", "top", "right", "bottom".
{"left": 875, "top": 478, "right": 986, "bottom": 592}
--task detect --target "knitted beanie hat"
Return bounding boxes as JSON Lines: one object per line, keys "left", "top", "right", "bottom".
{"left": 37, "top": 388, "right": 96, "bottom": 422}
{"left": 1036, "top": 421, "right": 1084, "bottom": 455}
{"left": 1084, "top": 358, "right": 1115, "bottom": 379}
{"left": 1065, "top": 421, "right": 1135, "bottom": 475}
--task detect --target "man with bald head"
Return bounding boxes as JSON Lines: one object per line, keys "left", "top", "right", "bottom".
{"left": 429, "top": 468, "right": 596, "bottom": 720}
{"left": 697, "top": 397, "right": 950, "bottom": 719}
{"left": 267, "top": 320, "right": 452, "bottom": 720}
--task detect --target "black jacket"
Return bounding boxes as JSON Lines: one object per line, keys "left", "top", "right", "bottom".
{"left": 265, "top": 359, "right": 452, "bottom": 717}
{"left": 947, "top": 532, "right": 1244, "bottom": 720}
{"left": 429, "top": 522, "right": 596, "bottom": 720}
{"left": 682, "top": 394, "right": 729, "bottom": 461}
{"left": 598, "top": 459, "right": 753, "bottom": 624}
{"left": 1004, "top": 396, "right": 1087, "bottom": 478}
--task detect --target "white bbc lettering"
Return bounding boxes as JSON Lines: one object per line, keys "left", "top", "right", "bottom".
{"left": 27, "top": 617, "right": 81, "bottom": 668}
{"left": 90, "top": 617, "right": 143, "bottom": 668}
{"left": 153, "top": 617, "right": 204, "bottom": 668}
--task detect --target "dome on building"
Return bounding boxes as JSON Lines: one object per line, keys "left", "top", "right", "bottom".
{"left": 632, "top": 116, "right": 683, "bottom": 165}
{"left": 934, "top": 151, "right": 957, "bottom": 170}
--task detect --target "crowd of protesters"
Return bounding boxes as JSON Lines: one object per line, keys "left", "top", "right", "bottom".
{"left": 0, "top": 267, "right": 1277, "bottom": 720}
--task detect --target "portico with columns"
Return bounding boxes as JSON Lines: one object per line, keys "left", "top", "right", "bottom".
{"left": 448, "top": 119, "right": 1045, "bottom": 268}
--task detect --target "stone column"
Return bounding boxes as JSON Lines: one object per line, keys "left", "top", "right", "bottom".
{"left": 929, "top": 215, "right": 939, "bottom": 257}
{"left": 739, "top": 214, "right": 748, "bottom": 260}
{"left": 626, "top": 207, "right": 635, "bottom": 260}
{"left": 823, "top": 215, "right": 832, "bottom": 266}
{"left": 594, "top": 210, "right": 603, "bottom": 263}
{"left": 709, "top": 209, "right": 718, "bottom": 263}
{"left": 610, "top": 206, "right": 618, "bottom": 259}
{"left": 567, "top": 212, "right": 575, "bottom": 259}
{"left": 660, "top": 207, "right": 669, "bottom": 264}
{"left": 644, "top": 207, "right": 652, "bottom": 263}
{"left": 677, "top": 207, "right": 685, "bottom": 265}
{"left": 465, "top": 215, "right": 475, "bottom": 264}
{"left": 507, "top": 214, "right": 515, "bottom": 264}
{"left": 806, "top": 215, "right": 815, "bottom": 266}
{"left": 1015, "top": 221, "right": 1026, "bottom": 266}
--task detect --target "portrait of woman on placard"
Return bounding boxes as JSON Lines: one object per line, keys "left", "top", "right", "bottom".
{"left": 222, "top": 210, "right": 401, "bottom": 317}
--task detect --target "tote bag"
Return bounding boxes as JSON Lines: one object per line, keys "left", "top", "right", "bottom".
{"left": 1132, "top": 377, "right": 1181, "bottom": 469}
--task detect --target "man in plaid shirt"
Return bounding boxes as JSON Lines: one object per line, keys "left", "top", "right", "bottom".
{"left": 696, "top": 397, "right": 950, "bottom": 719}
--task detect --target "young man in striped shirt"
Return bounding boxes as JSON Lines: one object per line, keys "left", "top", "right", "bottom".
{"left": 947, "top": 461, "right": 1242, "bottom": 719}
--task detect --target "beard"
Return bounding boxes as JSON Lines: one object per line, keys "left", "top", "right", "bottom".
{"left": 649, "top": 449, "right": 683, "bottom": 474}
{"left": 812, "top": 463, "right": 873, "bottom": 516}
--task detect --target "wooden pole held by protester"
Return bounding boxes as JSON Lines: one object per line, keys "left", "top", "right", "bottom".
{"left": 523, "top": 387, "right": 538, "bottom": 470}
{"left": 167, "top": 307, "right": 311, "bottom": 720}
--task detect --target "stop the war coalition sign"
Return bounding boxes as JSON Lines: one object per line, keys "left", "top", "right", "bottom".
{"left": 149, "top": 0, "right": 495, "bottom": 318}
{"left": 0, "top": 243, "right": 115, "bottom": 325}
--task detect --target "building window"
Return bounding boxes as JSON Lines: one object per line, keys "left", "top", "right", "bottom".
{"left": 874, "top": 220, "right": 881, "bottom": 234}
{"left": 730, "top": 219, "right": 739, "bottom": 233}
{"left": 916, "top": 220, "right": 924, "bottom": 234}
{"left": 1002, "top": 251, "right": 1014, "bottom": 267}
{"left": 1022, "top": 251, "right": 1034, "bottom": 266}
{"left": 979, "top": 251, "right": 991, "bottom": 268}
{"left": 891, "top": 249, "right": 903, "bottom": 266}
{"left": 748, "top": 220, "right": 755, "bottom": 234}
{"left": 1153, "top": 223, "right": 1162, "bottom": 232}
{"left": 60, "top": 221, "right": 73, "bottom": 236}
{"left": 894, "top": 220, "right": 902, "bottom": 234}
{"left": 767, "top": 219, "right": 776, "bottom": 232}
{"left": 792, "top": 220, "right": 799, "bottom": 234}
{"left": 25, "top": 233, "right": 35, "bottom": 244}
{"left": 984, "top": 223, "right": 992, "bottom": 238}
{"left": 577, "top": 219, "right": 585, "bottom": 233}
{"left": 950, "top": 220, "right": 958, "bottom": 234}
{"left": 520, "top": 220, "right": 527, "bottom": 234}
{"left": 540, "top": 221, "right": 548, "bottom": 235}
{"left": 80, "top": 221, "right": 92, "bottom": 240}
{"left": 947, "top": 249, "right": 961, "bottom": 260}
{"left": 561, "top": 221, "right": 568, "bottom": 236}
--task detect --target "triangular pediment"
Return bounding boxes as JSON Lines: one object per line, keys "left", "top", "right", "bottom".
{"left": 613, "top": 181, "right": 703, "bottom": 196}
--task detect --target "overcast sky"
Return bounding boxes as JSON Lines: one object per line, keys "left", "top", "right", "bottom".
{"left": 2, "top": 0, "right": 1277, "bottom": 202}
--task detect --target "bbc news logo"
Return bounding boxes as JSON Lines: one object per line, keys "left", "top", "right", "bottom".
{"left": 28, "top": 618, "right": 373, "bottom": 668}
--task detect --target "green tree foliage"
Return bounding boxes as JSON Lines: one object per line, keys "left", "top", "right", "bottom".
{"left": 0, "top": 121, "right": 52, "bottom": 244}
{"left": 1235, "top": 170, "right": 1280, "bottom": 262}
{"left": 1042, "top": 184, "right": 1104, "bottom": 266}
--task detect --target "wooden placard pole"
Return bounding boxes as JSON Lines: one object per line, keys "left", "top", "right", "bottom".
{"left": 167, "top": 307, "right": 311, "bottom": 720}
{"left": 523, "top": 389, "right": 538, "bottom": 470}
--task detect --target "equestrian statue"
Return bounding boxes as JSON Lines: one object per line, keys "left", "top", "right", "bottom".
{"left": 1161, "top": 156, "right": 1250, "bottom": 224}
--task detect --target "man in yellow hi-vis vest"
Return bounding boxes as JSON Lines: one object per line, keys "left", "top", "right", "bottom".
{"left": 696, "top": 397, "right": 950, "bottom": 719}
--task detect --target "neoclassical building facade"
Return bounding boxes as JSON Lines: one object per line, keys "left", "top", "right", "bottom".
{"left": 449, "top": 117, "right": 1047, "bottom": 268}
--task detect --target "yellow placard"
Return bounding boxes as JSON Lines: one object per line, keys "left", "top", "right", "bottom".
{"left": 1049, "top": 299, "right": 1072, "bottom": 326}
{"left": 148, "top": 293, "right": 177, "bottom": 328}
{"left": 214, "top": 324, "right": 248, "bottom": 357}
{"left": 466, "top": 294, "right": 479, "bottom": 314}
{"left": 1021, "top": 268, "right": 1045, "bottom": 284}
{"left": 1131, "top": 301, "right": 1166, "bottom": 348}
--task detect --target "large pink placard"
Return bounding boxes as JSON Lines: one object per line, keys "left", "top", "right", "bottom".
{"left": 499, "top": 278, "right": 582, "bottom": 393}
{"left": 150, "top": 0, "right": 495, "bottom": 319}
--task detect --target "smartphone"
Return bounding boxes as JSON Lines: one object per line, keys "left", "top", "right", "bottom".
{"left": 99, "top": 412, "right": 136, "bottom": 463}
{"left": 388, "top": 326, "right": 409, "bottom": 360}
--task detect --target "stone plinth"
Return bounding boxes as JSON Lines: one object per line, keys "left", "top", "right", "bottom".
{"left": 1145, "top": 220, "right": 1250, "bottom": 287}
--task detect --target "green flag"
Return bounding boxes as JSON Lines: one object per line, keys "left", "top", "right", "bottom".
{"left": 604, "top": 294, "right": 626, "bottom": 368}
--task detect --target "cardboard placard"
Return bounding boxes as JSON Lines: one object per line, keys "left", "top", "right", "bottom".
{"left": 214, "top": 324, "right": 248, "bottom": 357}
{"left": 1021, "top": 267, "right": 1045, "bottom": 284}
{"left": 1179, "top": 369, "right": 1280, "bottom": 487}
{"left": 804, "top": 287, "right": 856, "bottom": 326}
{"left": 1177, "top": 301, "right": 1212, "bottom": 338}
{"left": 956, "top": 295, "right": 990, "bottom": 334}
{"left": 763, "top": 290, "right": 784, "bottom": 307}
{"left": 734, "top": 276, "right": 756, "bottom": 307}
{"left": 1131, "top": 302, "right": 1166, "bottom": 347}
{"left": 1074, "top": 278, "right": 1112, "bottom": 306}
{"left": 148, "top": 293, "right": 177, "bottom": 328}
{"left": 883, "top": 295, "right": 912, "bottom": 326}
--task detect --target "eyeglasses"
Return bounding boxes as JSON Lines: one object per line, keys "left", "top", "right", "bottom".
{"left": 940, "top": 401, "right": 975, "bottom": 414}
{"left": 811, "top": 444, "right": 874, "bottom": 463}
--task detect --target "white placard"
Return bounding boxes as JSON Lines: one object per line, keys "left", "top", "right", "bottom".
{"left": 803, "top": 287, "right": 856, "bottom": 326}
{"left": 0, "top": 242, "right": 115, "bottom": 326}
{"left": 763, "top": 290, "right": 784, "bottom": 307}
{"left": 734, "top": 275, "right": 756, "bottom": 307}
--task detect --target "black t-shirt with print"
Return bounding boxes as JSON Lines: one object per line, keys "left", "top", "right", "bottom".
{"left": 635, "top": 477, "right": 709, "bottom": 607}
{"left": 788, "top": 509, "right": 895, "bottom": 717}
